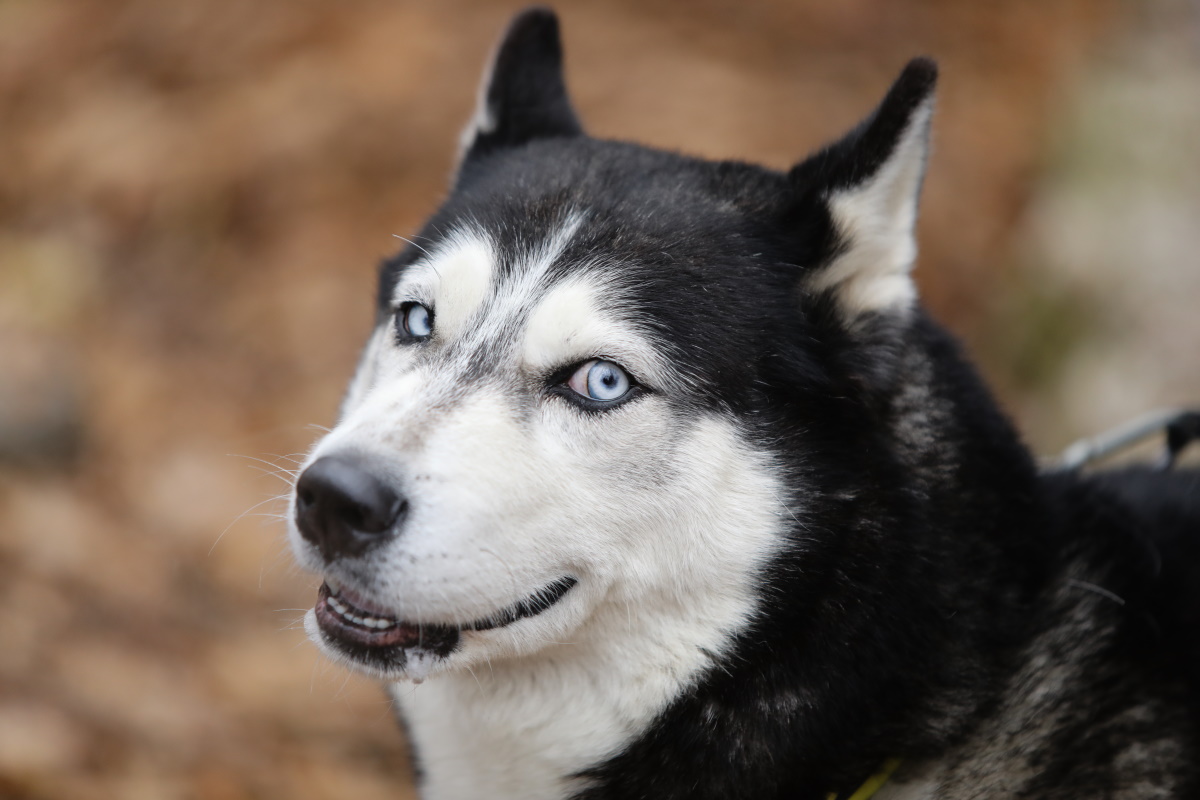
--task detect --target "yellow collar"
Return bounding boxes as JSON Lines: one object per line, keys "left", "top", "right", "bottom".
{"left": 825, "top": 758, "right": 902, "bottom": 800}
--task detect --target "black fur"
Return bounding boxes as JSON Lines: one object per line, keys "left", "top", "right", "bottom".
{"left": 366, "top": 9, "right": 1199, "bottom": 798}
{"left": 788, "top": 56, "right": 936, "bottom": 196}
{"left": 459, "top": 7, "right": 582, "bottom": 164}
{"left": 1087, "top": 466, "right": 1200, "bottom": 711}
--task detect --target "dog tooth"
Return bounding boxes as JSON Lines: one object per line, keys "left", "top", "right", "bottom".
{"left": 326, "top": 576, "right": 343, "bottom": 594}
{"left": 324, "top": 585, "right": 399, "bottom": 629}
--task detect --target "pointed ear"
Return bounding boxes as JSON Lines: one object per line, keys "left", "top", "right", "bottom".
{"left": 791, "top": 59, "right": 937, "bottom": 323}
{"left": 457, "top": 8, "right": 583, "bottom": 165}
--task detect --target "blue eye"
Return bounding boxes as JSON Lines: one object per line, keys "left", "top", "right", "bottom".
{"left": 397, "top": 302, "right": 433, "bottom": 340}
{"left": 567, "top": 360, "right": 631, "bottom": 402}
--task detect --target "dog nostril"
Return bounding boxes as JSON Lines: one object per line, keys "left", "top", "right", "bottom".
{"left": 344, "top": 495, "right": 400, "bottom": 534}
{"left": 294, "top": 456, "right": 406, "bottom": 560}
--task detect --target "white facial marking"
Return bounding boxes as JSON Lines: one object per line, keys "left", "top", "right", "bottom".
{"left": 394, "top": 415, "right": 788, "bottom": 800}
{"left": 394, "top": 232, "right": 496, "bottom": 342}
{"left": 522, "top": 273, "right": 675, "bottom": 392}
{"left": 810, "top": 98, "right": 933, "bottom": 320}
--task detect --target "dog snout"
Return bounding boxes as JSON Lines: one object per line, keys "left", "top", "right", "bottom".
{"left": 294, "top": 455, "right": 407, "bottom": 561}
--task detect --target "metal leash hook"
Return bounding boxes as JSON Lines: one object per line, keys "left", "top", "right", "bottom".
{"left": 1163, "top": 411, "right": 1200, "bottom": 470}
{"left": 1053, "top": 409, "right": 1200, "bottom": 472}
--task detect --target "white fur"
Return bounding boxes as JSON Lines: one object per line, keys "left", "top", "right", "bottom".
{"left": 522, "top": 273, "right": 679, "bottom": 394}
{"left": 290, "top": 220, "right": 791, "bottom": 798}
{"left": 394, "top": 415, "right": 786, "bottom": 799}
{"left": 809, "top": 99, "right": 933, "bottom": 320}
{"left": 394, "top": 233, "right": 497, "bottom": 342}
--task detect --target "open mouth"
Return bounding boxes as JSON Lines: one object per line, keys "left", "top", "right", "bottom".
{"left": 314, "top": 575, "right": 578, "bottom": 671}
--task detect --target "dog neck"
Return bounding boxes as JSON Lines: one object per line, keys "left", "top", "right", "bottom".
{"left": 392, "top": 582, "right": 763, "bottom": 800}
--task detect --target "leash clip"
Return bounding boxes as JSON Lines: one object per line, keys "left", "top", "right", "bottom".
{"left": 1052, "top": 408, "right": 1200, "bottom": 472}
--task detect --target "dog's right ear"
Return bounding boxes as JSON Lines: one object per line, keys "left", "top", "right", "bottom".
{"left": 457, "top": 8, "right": 583, "bottom": 167}
{"left": 789, "top": 59, "right": 937, "bottom": 326}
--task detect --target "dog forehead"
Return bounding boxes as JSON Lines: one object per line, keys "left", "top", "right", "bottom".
{"left": 378, "top": 139, "right": 803, "bottom": 404}
{"left": 388, "top": 222, "right": 672, "bottom": 383}
{"left": 388, "top": 138, "right": 798, "bottom": 321}
{"left": 388, "top": 216, "right": 644, "bottom": 357}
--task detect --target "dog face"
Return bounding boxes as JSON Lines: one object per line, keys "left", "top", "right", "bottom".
{"left": 288, "top": 10, "right": 936, "bottom": 684}
{"left": 290, "top": 151, "right": 793, "bottom": 682}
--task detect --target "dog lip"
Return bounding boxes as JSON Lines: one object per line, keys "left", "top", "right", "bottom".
{"left": 314, "top": 575, "right": 578, "bottom": 652}
{"left": 316, "top": 583, "right": 437, "bottom": 649}
{"left": 463, "top": 576, "right": 578, "bottom": 631}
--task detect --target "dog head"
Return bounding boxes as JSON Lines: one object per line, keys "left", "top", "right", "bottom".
{"left": 288, "top": 8, "right": 936, "bottom": 683}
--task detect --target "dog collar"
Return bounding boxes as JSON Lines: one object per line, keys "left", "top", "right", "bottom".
{"left": 826, "top": 758, "right": 902, "bottom": 800}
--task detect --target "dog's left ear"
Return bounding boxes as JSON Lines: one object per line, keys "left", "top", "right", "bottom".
{"left": 457, "top": 8, "right": 583, "bottom": 167}
{"left": 791, "top": 59, "right": 937, "bottom": 323}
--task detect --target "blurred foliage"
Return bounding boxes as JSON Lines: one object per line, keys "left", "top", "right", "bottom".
{"left": 976, "top": 263, "right": 1099, "bottom": 397}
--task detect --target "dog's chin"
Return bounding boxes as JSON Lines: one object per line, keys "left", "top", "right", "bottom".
{"left": 305, "top": 576, "right": 578, "bottom": 682}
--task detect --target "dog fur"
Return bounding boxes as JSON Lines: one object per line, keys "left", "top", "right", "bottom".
{"left": 287, "top": 9, "right": 1200, "bottom": 799}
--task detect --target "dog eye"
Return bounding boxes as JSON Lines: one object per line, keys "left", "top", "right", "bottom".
{"left": 567, "top": 360, "right": 631, "bottom": 403}
{"left": 396, "top": 302, "right": 433, "bottom": 341}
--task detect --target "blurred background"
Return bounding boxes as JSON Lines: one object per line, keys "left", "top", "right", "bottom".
{"left": 0, "top": 1, "right": 1197, "bottom": 797}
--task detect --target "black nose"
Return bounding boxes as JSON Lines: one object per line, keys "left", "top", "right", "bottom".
{"left": 294, "top": 455, "right": 407, "bottom": 561}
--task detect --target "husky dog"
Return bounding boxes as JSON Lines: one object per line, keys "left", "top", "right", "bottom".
{"left": 287, "top": 9, "right": 1199, "bottom": 799}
